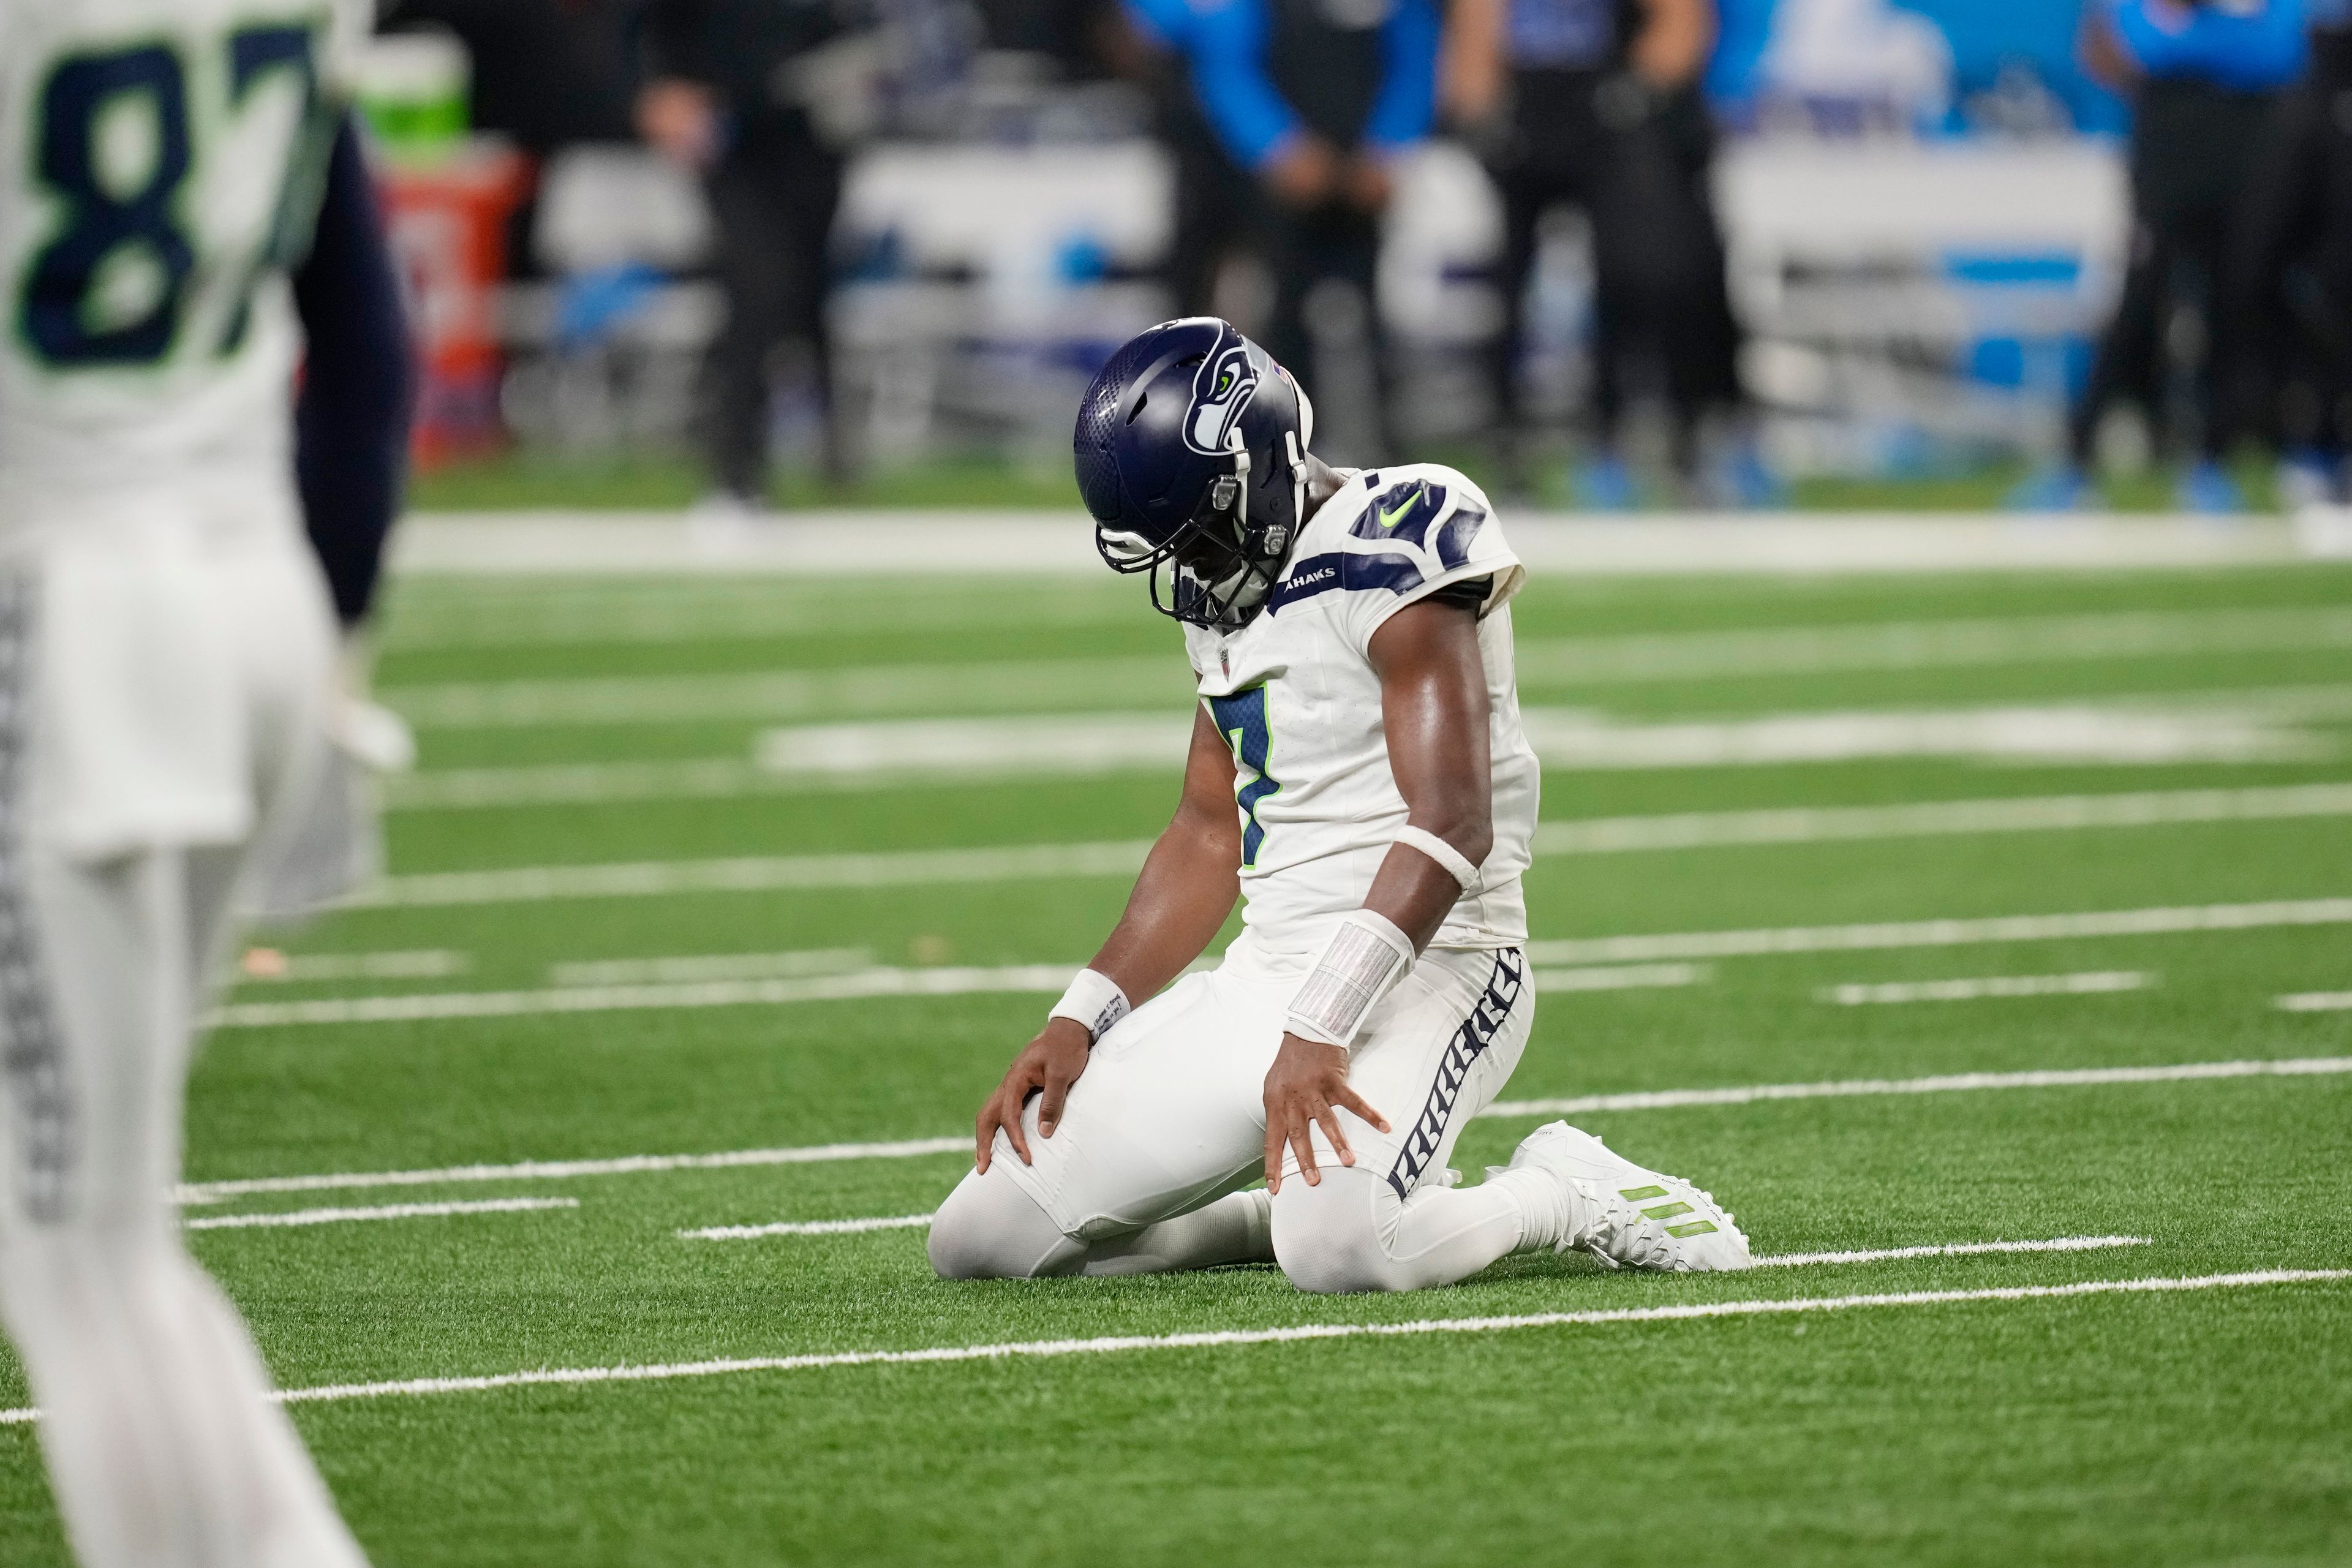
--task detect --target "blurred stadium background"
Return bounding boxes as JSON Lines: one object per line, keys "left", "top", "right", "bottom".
{"left": 9, "top": 7, "right": 2352, "bottom": 1564}
{"left": 358, "top": 0, "right": 2352, "bottom": 519}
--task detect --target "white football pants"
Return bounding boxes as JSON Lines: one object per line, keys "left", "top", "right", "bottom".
{"left": 0, "top": 532, "right": 369, "bottom": 1568}
{"left": 930, "top": 934, "right": 1561, "bottom": 1293}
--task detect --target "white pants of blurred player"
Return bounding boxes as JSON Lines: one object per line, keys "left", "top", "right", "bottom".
{"left": 930, "top": 932, "right": 1548, "bottom": 1294}
{"left": 0, "top": 520, "right": 369, "bottom": 1568}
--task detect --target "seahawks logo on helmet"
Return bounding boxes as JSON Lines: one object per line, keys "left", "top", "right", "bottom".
{"left": 1183, "top": 343, "right": 1260, "bottom": 455}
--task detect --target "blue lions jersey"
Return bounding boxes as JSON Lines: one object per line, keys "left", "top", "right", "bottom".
{"left": 1506, "top": 0, "right": 1619, "bottom": 69}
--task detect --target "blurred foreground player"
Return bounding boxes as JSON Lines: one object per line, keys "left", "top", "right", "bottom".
{"left": 930, "top": 318, "right": 1749, "bottom": 1293}
{"left": 265, "top": 113, "right": 419, "bottom": 918}
{"left": 0, "top": 1, "right": 408, "bottom": 1562}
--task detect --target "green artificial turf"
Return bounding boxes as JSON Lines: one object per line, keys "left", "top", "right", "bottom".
{"left": 1, "top": 558, "right": 2348, "bottom": 1566}
{"left": 402, "top": 448, "right": 2290, "bottom": 515}
{"left": 405, "top": 451, "right": 1084, "bottom": 512}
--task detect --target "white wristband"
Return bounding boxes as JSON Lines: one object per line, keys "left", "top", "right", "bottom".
{"left": 1048, "top": 968, "right": 1131, "bottom": 1044}
{"left": 1394, "top": 826, "right": 1480, "bottom": 892}
{"left": 1285, "top": 910, "right": 1415, "bottom": 1052}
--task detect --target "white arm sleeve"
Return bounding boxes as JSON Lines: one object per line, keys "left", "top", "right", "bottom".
{"left": 1285, "top": 911, "right": 1415, "bottom": 1051}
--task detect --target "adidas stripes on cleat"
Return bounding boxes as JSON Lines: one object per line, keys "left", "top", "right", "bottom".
{"left": 1504, "top": 1121, "right": 1752, "bottom": 1273}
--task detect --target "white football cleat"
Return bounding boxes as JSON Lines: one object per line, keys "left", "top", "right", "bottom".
{"left": 1504, "top": 1121, "right": 1751, "bottom": 1272}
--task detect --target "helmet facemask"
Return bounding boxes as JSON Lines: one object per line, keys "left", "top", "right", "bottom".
{"left": 1080, "top": 322, "right": 1318, "bottom": 633}
{"left": 1099, "top": 449, "right": 1278, "bottom": 630}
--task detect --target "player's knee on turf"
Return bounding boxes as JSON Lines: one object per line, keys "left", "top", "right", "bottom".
{"left": 1270, "top": 1170, "right": 1413, "bottom": 1295}
{"left": 928, "top": 1166, "right": 1083, "bottom": 1280}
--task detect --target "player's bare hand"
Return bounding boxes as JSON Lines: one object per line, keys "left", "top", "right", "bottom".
{"left": 974, "top": 1019, "right": 1092, "bottom": 1173}
{"left": 1262, "top": 1033, "right": 1389, "bottom": 1194}
{"left": 1343, "top": 155, "right": 1394, "bottom": 214}
{"left": 1265, "top": 135, "right": 1340, "bottom": 208}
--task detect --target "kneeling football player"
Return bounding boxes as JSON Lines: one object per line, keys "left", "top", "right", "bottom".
{"left": 930, "top": 319, "right": 1751, "bottom": 1292}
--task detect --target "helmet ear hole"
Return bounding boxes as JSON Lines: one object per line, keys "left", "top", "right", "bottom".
{"left": 1076, "top": 317, "right": 1306, "bottom": 630}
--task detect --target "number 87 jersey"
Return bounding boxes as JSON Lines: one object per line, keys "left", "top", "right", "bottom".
{"left": 0, "top": 0, "right": 371, "bottom": 541}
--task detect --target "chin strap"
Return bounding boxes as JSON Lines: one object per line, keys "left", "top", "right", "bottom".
{"left": 1279, "top": 429, "right": 1308, "bottom": 557}
{"left": 1184, "top": 426, "right": 1306, "bottom": 627}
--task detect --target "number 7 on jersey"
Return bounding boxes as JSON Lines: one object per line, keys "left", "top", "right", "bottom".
{"left": 1207, "top": 687, "right": 1280, "bottom": 868}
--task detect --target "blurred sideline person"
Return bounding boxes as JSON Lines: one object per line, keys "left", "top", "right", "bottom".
{"left": 637, "top": 0, "right": 854, "bottom": 517}
{"left": 1174, "top": 0, "right": 1444, "bottom": 461}
{"left": 930, "top": 317, "right": 1751, "bottom": 1293}
{"left": 1443, "top": 0, "right": 1773, "bottom": 508}
{"left": 2016, "top": 0, "right": 2309, "bottom": 514}
{"left": 2222, "top": 0, "right": 2352, "bottom": 503}
{"left": 0, "top": 0, "right": 412, "bottom": 1562}
{"left": 379, "top": 0, "right": 641, "bottom": 153}
{"left": 1122, "top": 0, "right": 1267, "bottom": 316}
{"left": 377, "top": 0, "right": 643, "bottom": 293}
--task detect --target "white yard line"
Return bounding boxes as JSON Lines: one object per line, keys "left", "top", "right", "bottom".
{"left": 1751, "top": 1235, "right": 2149, "bottom": 1268}
{"left": 682, "top": 1214, "right": 936, "bottom": 1240}
{"left": 207, "top": 959, "right": 1683, "bottom": 1029}
{"left": 345, "top": 785, "right": 2352, "bottom": 910}
{"left": 378, "top": 589, "right": 1139, "bottom": 651}
{"left": 1529, "top": 962, "right": 1709, "bottom": 992}
{"left": 388, "top": 657, "right": 1184, "bottom": 729}
{"left": 380, "top": 697, "right": 2348, "bottom": 810}
{"left": 205, "top": 964, "right": 1083, "bottom": 1030}
{"left": 184, "top": 1198, "right": 578, "bottom": 1231}
{"left": 679, "top": 1214, "right": 2147, "bottom": 1263}
{"left": 751, "top": 714, "right": 1194, "bottom": 782}
{"left": 548, "top": 948, "right": 874, "bottom": 987}
{"left": 236, "top": 949, "right": 470, "bottom": 984}
{"left": 387, "top": 512, "right": 2308, "bottom": 579}
{"left": 206, "top": 897, "right": 2352, "bottom": 1030}
{"left": 2275, "top": 992, "right": 2352, "bottom": 1012}
{"left": 176, "top": 1138, "right": 975, "bottom": 1206}
{"left": 1820, "top": 971, "right": 2152, "bottom": 1006}
{"left": 4, "top": 1267, "right": 2338, "bottom": 1426}
{"left": 1479, "top": 1055, "right": 2352, "bottom": 1117}
{"left": 1511, "top": 606, "right": 2352, "bottom": 684}
{"left": 376, "top": 606, "right": 2352, "bottom": 728}
{"left": 1514, "top": 704, "right": 2328, "bottom": 771}
{"left": 355, "top": 839, "right": 1157, "bottom": 908}
{"left": 171, "top": 1055, "right": 2352, "bottom": 1206}
{"left": 1530, "top": 783, "right": 2352, "bottom": 855}
{"left": 388, "top": 760, "right": 766, "bottom": 810}
{"left": 1524, "top": 896, "right": 2352, "bottom": 967}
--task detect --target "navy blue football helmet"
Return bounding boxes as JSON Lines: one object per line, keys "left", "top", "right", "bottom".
{"left": 1072, "top": 318, "right": 1316, "bottom": 630}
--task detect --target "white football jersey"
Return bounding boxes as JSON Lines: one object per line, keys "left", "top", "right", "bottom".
{"left": 1183, "top": 463, "right": 1540, "bottom": 956}
{"left": 0, "top": 0, "right": 371, "bottom": 546}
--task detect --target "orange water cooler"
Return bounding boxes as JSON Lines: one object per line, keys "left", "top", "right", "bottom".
{"left": 376, "top": 141, "right": 530, "bottom": 469}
